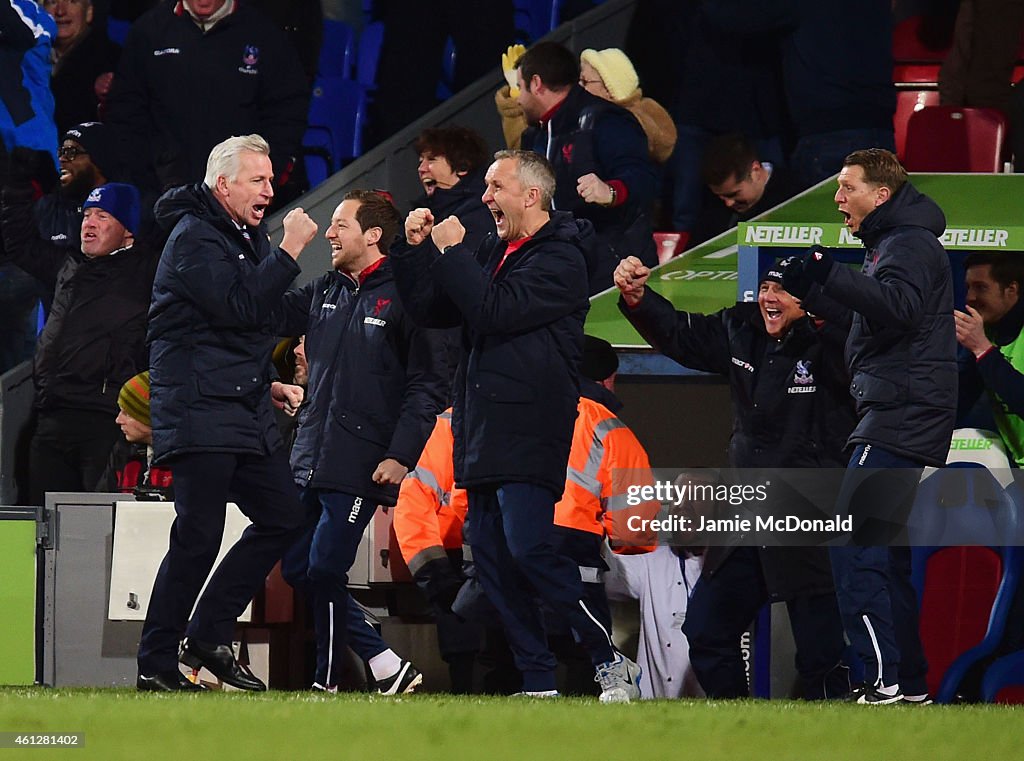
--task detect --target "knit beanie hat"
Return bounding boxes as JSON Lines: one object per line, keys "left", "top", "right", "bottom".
{"left": 118, "top": 371, "right": 151, "bottom": 427}
{"left": 63, "top": 122, "right": 119, "bottom": 179}
{"left": 83, "top": 182, "right": 141, "bottom": 235}
{"left": 580, "top": 335, "right": 619, "bottom": 382}
{"left": 761, "top": 256, "right": 799, "bottom": 285}
{"left": 579, "top": 48, "right": 639, "bottom": 102}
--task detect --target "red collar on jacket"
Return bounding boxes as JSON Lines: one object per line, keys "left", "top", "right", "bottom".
{"left": 493, "top": 236, "right": 531, "bottom": 277}
{"left": 357, "top": 256, "right": 386, "bottom": 284}
{"left": 538, "top": 95, "right": 567, "bottom": 127}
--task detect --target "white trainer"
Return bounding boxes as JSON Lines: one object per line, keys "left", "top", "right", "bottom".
{"left": 596, "top": 653, "right": 641, "bottom": 703}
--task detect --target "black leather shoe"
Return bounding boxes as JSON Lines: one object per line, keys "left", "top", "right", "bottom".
{"left": 178, "top": 637, "right": 266, "bottom": 691}
{"left": 137, "top": 670, "right": 207, "bottom": 692}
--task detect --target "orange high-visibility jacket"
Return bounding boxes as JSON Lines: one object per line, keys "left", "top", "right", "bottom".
{"left": 395, "top": 400, "right": 659, "bottom": 570}
{"left": 393, "top": 409, "right": 468, "bottom": 576}
{"left": 555, "top": 396, "right": 658, "bottom": 552}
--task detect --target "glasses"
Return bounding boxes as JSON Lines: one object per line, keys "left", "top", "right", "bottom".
{"left": 58, "top": 145, "right": 88, "bottom": 161}
{"left": 579, "top": 78, "right": 602, "bottom": 88}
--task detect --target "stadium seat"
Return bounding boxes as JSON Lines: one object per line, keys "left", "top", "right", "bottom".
{"left": 981, "top": 649, "right": 1024, "bottom": 703}
{"left": 903, "top": 106, "right": 1009, "bottom": 172}
{"left": 653, "top": 232, "right": 690, "bottom": 264}
{"left": 907, "top": 430, "right": 1024, "bottom": 702}
{"left": 931, "top": 545, "right": 1024, "bottom": 703}
{"left": 893, "top": 63, "right": 942, "bottom": 86}
{"left": 915, "top": 544, "right": 1008, "bottom": 698}
{"left": 514, "top": 0, "right": 562, "bottom": 42}
{"left": 892, "top": 15, "right": 951, "bottom": 63}
{"left": 302, "top": 77, "right": 368, "bottom": 186}
{"left": 436, "top": 36, "right": 458, "bottom": 101}
{"left": 318, "top": 19, "right": 356, "bottom": 78}
{"left": 357, "top": 21, "right": 385, "bottom": 89}
{"left": 302, "top": 127, "right": 334, "bottom": 189}
{"left": 894, "top": 89, "right": 939, "bottom": 161}
{"left": 107, "top": 17, "right": 131, "bottom": 46}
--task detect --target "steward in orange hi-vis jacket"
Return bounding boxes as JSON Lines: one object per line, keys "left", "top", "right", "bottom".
{"left": 393, "top": 409, "right": 468, "bottom": 611}
{"left": 394, "top": 391, "right": 659, "bottom": 603}
{"left": 556, "top": 391, "right": 659, "bottom": 555}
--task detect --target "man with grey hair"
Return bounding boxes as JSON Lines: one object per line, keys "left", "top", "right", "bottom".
{"left": 136, "top": 134, "right": 318, "bottom": 692}
{"left": 394, "top": 149, "right": 643, "bottom": 702}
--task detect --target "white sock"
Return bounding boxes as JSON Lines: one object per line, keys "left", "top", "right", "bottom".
{"left": 877, "top": 683, "right": 901, "bottom": 697}
{"left": 369, "top": 649, "right": 402, "bottom": 680}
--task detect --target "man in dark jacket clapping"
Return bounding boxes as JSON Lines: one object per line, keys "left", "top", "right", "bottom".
{"left": 782, "top": 148, "right": 957, "bottom": 704}
{"left": 137, "top": 134, "right": 318, "bottom": 692}
{"left": 393, "top": 149, "right": 643, "bottom": 702}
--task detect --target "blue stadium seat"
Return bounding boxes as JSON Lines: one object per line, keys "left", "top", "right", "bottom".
{"left": 513, "top": 0, "right": 559, "bottom": 42}
{"left": 357, "top": 21, "right": 385, "bottom": 89}
{"left": 318, "top": 19, "right": 356, "bottom": 78}
{"left": 302, "top": 127, "right": 334, "bottom": 189}
{"left": 107, "top": 17, "right": 131, "bottom": 46}
{"left": 435, "top": 36, "right": 457, "bottom": 101}
{"left": 933, "top": 545, "right": 1024, "bottom": 702}
{"left": 302, "top": 77, "right": 368, "bottom": 187}
{"left": 908, "top": 432, "right": 1023, "bottom": 700}
{"left": 981, "top": 648, "right": 1024, "bottom": 702}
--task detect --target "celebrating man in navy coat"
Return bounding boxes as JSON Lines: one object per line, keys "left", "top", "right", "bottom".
{"left": 137, "top": 134, "right": 317, "bottom": 692}
{"left": 393, "top": 149, "right": 643, "bottom": 702}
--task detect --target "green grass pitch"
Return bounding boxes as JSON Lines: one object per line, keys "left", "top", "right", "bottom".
{"left": 0, "top": 688, "right": 1020, "bottom": 760}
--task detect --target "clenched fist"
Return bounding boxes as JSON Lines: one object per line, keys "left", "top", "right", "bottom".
{"left": 372, "top": 458, "right": 409, "bottom": 486}
{"left": 431, "top": 215, "right": 466, "bottom": 251}
{"left": 405, "top": 207, "right": 435, "bottom": 246}
{"left": 614, "top": 256, "right": 650, "bottom": 307}
{"left": 280, "top": 208, "right": 318, "bottom": 259}
{"left": 270, "top": 381, "right": 304, "bottom": 416}
{"left": 577, "top": 173, "right": 614, "bottom": 206}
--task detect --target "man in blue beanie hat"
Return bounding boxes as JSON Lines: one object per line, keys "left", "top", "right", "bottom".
{"left": 0, "top": 121, "right": 125, "bottom": 373}
{"left": 18, "top": 180, "right": 159, "bottom": 507}
{"left": 82, "top": 182, "right": 141, "bottom": 246}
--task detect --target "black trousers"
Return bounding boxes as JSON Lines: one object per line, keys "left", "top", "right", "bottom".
{"left": 28, "top": 408, "right": 121, "bottom": 505}
{"left": 136, "top": 448, "right": 309, "bottom": 674}
{"left": 683, "top": 546, "right": 848, "bottom": 699}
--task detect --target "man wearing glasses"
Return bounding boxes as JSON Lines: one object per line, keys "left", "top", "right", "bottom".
{"left": 0, "top": 121, "right": 120, "bottom": 371}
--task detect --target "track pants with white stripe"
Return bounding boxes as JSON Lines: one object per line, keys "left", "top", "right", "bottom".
{"left": 829, "top": 444, "right": 929, "bottom": 694}
{"left": 282, "top": 488, "right": 390, "bottom": 687}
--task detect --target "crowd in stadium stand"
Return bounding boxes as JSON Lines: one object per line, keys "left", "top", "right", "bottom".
{"left": 3, "top": 0, "right": 1024, "bottom": 702}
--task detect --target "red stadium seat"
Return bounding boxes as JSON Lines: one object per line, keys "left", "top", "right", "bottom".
{"left": 903, "top": 106, "right": 1008, "bottom": 172}
{"left": 893, "top": 15, "right": 951, "bottom": 63}
{"left": 894, "top": 89, "right": 940, "bottom": 161}
{"left": 916, "top": 546, "right": 1004, "bottom": 697}
{"left": 653, "top": 232, "right": 690, "bottom": 264}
